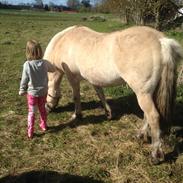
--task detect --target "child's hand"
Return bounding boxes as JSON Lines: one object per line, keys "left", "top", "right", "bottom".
{"left": 19, "top": 91, "right": 26, "bottom": 96}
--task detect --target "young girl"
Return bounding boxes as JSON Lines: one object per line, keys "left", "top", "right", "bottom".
{"left": 19, "top": 40, "right": 54, "bottom": 138}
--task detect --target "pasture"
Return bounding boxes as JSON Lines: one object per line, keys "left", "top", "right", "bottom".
{"left": 0, "top": 9, "right": 183, "bottom": 183}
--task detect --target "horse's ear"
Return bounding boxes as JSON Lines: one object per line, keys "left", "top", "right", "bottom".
{"left": 44, "top": 60, "right": 56, "bottom": 72}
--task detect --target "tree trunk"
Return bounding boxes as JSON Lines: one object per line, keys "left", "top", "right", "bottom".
{"left": 154, "top": 8, "right": 161, "bottom": 30}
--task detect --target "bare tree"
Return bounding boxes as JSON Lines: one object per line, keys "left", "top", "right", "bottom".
{"left": 99, "top": 0, "right": 181, "bottom": 29}
{"left": 0, "top": 1, "right": 8, "bottom": 5}
{"left": 81, "top": 0, "right": 91, "bottom": 8}
{"left": 34, "top": 0, "right": 43, "bottom": 8}
{"left": 67, "top": 0, "right": 80, "bottom": 10}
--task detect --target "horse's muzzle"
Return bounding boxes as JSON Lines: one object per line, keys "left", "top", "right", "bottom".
{"left": 45, "top": 103, "right": 54, "bottom": 113}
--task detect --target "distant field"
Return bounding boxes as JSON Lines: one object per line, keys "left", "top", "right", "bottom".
{"left": 0, "top": 9, "right": 183, "bottom": 183}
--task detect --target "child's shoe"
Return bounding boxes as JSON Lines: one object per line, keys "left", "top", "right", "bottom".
{"left": 39, "top": 124, "right": 47, "bottom": 132}
{"left": 41, "top": 127, "right": 47, "bottom": 132}
{"left": 28, "top": 130, "right": 33, "bottom": 139}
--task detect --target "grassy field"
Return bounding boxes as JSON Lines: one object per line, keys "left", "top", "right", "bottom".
{"left": 0, "top": 9, "right": 183, "bottom": 183}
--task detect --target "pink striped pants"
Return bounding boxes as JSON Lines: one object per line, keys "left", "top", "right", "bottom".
{"left": 27, "top": 94, "right": 47, "bottom": 135}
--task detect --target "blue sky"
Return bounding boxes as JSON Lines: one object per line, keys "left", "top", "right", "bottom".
{"left": 1, "top": 0, "right": 97, "bottom": 5}
{"left": 1, "top": 0, "right": 67, "bottom": 5}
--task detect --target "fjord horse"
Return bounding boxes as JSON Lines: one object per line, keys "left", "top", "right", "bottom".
{"left": 44, "top": 26, "right": 183, "bottom": 164}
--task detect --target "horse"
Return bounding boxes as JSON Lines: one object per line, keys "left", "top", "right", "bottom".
{"left": 44, "top": 25, "right": 183, "bottom": 164}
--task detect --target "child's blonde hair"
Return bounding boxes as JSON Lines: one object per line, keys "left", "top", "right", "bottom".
{"left": 26, "top": 40, "right": 43, "bottom": 60}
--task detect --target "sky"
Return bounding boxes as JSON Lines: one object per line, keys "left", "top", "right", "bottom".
{"left": 1, "top": 0, "right": 68, "bottom": 5}
{"left": 1, "top": 0, "right": 98, "bottom": 5}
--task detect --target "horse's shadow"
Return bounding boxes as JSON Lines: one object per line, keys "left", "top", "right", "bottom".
{"left": 48, "top": 94, "right": 183, "bottom": 130}
{"left": 172, "top": 101, "right": 183, "bottom": 128}
{"left": 164, "top": 101, "right": 183, "bottom": 163}
{"left": 165, "top": 139, "right": 183, "bottom": 163}
{"left": 0, "top": 170, "right": 103, "bottom": 183}
{"left": 47, "top": 94, "right": 143, "bottom": 133}
{"left": 46, "top": 95, "right": 183, "bottom": 164}
{"left": 171, "top": 101, "right": 183, "bottom": 139}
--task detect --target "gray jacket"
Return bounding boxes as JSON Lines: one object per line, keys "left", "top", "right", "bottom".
{"left": 19, "top": 59, "right": 55, "bottom": 97}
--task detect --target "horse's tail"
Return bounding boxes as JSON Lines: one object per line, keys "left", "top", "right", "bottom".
{"left": 44, "top": 25, "right": 77, "bottom": 61}
{"left": 154, "top": 38, "right": 183, "bottom": 130}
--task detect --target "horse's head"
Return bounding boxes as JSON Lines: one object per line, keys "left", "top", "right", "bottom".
{"left": 46, "top": 71, "right": 62, "bottom": 112}
{"left": 46, "top": 93, "right": 60, "bottom": 112}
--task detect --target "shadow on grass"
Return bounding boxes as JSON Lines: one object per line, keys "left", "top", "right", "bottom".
{"left": 0, "top": 170, "right": 103, "bottom": 183}
{"left": 165, "top": 140, "right": 183, "bottom": 163}
{"left": 48, "top": 94, "right": 143, "bottom": 133}
{"left": 50, "top": 93, "right": 183, "bottom": 128}
{"left": 52, "top": 94, "right": 142, "bottom": 120}
{"left": 163, "top": 101, "right": 183, "bottom": 163}
{"left": 173, "top": 101, "right": 183, "bottom": 128}
{"left": 47, "top": 94, "right": 183, "bottom": 164}
{"left": 48, "top": 93, "right": 183, "bottom": 131}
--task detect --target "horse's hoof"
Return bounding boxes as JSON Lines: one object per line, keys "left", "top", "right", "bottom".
{"left": 150, "top": 156, "right": 160, "bottom": 165}
{"left": 136, "top": 132, "right": 143, "bottom": 140}
{"left": 107, "top": 115, "right": 112, "bottom": 120}
{"left": 150, "top": 150, "right": 164, "bottom": 165}
{"left": 106, "top": 111, "right": 112, "bottom": 120}
{"left": 45, "top": 104, "right": 53, "bottom": 113}
{"left": 69, "top": 113, "right": 83, "bottom": 121}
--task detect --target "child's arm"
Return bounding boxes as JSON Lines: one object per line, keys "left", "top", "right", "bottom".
{"left": 19, "top": 62, "right": 29, "bottom": 96}
{"left": 44, "top": 60, "right": 56, "bottom": 72}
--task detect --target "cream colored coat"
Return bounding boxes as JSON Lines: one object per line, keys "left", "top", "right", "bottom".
{"left": 44, "top": 25, "right": 183, "bottom": 164}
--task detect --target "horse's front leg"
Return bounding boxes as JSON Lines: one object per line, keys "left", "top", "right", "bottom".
{"left": 62, "top": 62, "right": 82, "bottom": 121}
{"left": 137, "top": 94, "right": 164, "bottom": 165}
{"left": 93, "top": 85, "right": 112, "bottom": 120}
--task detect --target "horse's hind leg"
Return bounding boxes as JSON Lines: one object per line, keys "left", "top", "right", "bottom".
{"left": 69, "top": 79, "right": 82, "bottom": 120}
{"left": 137, "top": 93, "right": 164, "bottom": 164}
{"left": 137, "top": 114, "right": 151, "bottom": 143}
{"left": 93, "top": 86, "right": 112, "bottom": 120}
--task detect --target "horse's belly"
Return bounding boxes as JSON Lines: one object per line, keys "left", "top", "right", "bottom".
{"left": 80, "top": 68, "right": 125, "bottom": 87}
{"left": 91, "top": 77, "right": 124, "bottom": 87}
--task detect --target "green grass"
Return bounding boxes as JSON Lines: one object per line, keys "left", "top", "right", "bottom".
{"left": 0, "top": 9, "right": 183, "bottom": 183}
